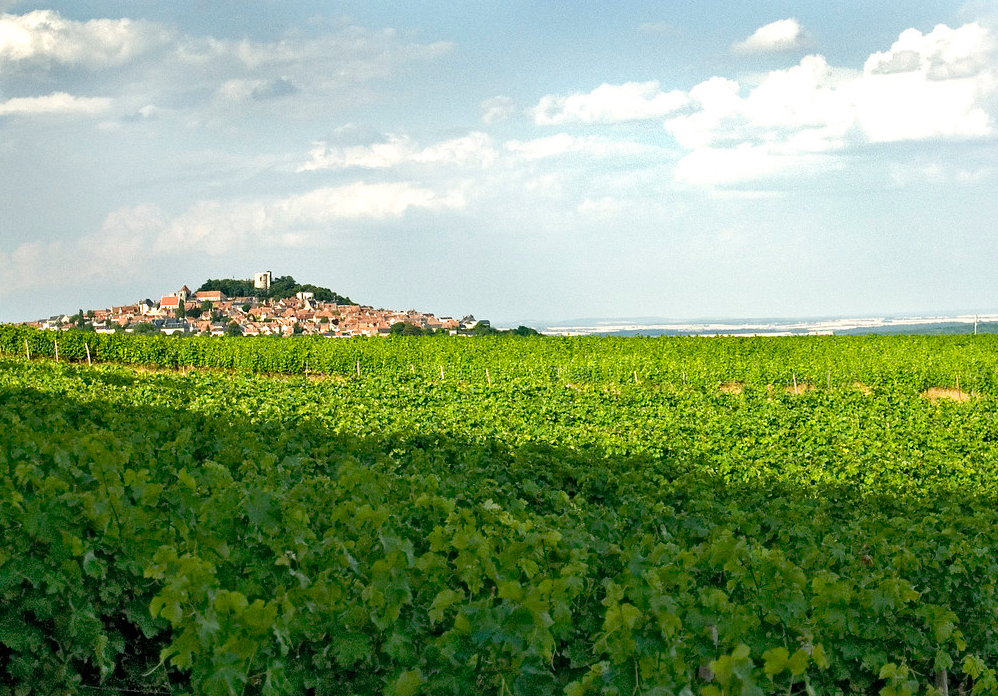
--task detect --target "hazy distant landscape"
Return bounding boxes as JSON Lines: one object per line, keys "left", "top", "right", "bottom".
{"left": 535, "top": 313, "right": 998, "bottom": 336}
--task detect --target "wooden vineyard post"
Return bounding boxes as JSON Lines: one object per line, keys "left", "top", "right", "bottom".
{"left": 54, "top": 339, "right": 59, "bottom": 363}
{"left": 439, "top": 365, "right": 445, "bottom": 380}
{"left": 85, "top": 343, "right": 92, "bottom": 366}
{"left": 356, "top": 360, "right": 361, "bottom": 378}
{"left": 936, "top": 668, "right": 949, "bottom": 696}
{"left": 634, "top": 371, "right": 639, "bottom": 384}
{"left": 792, "top": 372, "right": 798, "bottom": 393}
{"left": 827, "top": 370, "right": 831, "bottom": 390}
{"left": 25, "top": 339, "right": 30, "bottom": 360}
{"left": 486, "top": 368, "right": 492, "bottom": 387}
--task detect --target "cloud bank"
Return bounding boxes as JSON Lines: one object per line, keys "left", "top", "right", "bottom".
{"left": 531, "top": 21, "right": 997, "bottom": 186}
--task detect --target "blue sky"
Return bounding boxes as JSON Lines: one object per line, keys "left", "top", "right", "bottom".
{"left": 2, "top": 1, "right": 997, "bottom": 323}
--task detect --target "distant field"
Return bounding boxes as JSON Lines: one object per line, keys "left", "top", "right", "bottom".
{"left": 3, "top": 331, "right": 998, "bottom": 695}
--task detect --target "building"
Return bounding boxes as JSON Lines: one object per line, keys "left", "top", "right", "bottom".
{"left": 195, "top": 290, "right": 227, "bottom": 303}
{"left": 254, "top": 271, "right": 272, "bottom": 292}
{"left": 160, "top": 295, "right": 181, "bottom": 311}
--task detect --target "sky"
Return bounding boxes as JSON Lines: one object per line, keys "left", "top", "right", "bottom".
{"left": 2, "top": 1, "right": 998, "bottom": 324}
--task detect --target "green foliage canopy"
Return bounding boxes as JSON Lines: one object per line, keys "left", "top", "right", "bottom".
{"left": 197, "top": 275, "right": 355, "bottom": 304}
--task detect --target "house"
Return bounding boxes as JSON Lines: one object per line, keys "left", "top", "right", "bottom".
{"left": 157, "top": 319, "right": 190, "bottom": 336}
{"left": 41, "top": 315, "right": 70, "bottom": 330}
{"left": 195, "top": 290, "right": 227, "bottom": 303}
{"left": 160, "top": 295, "right": 181, "bottom": 311}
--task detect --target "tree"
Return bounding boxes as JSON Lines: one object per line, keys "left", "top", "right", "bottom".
{"left": 391, "top": 322, "right": 430, "bottom": 336}
{"left": 224, "top": 321, "right": 243, "bottom": 337}
{"left": 132, "top": 322, "right": 160, "bottom": 335}
{"left": 471, "top": 320, "right": 496, "bottom": 336}
{"left": 174, "top": 305, "right": 187, "bottom": 320}
{"left": 198, "top": 278, "right": 253, "bottom": 298}
{"left": 198, "top": 275, "right": 356, "bottom": 304}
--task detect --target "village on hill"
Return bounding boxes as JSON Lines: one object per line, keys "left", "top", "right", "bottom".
{"left": 28, "top": 271, "right": 487, "bottom": 338}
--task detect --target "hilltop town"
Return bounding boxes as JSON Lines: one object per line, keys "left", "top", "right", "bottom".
{"left": 26, "top": 272, "right": 503, "bottom": 337}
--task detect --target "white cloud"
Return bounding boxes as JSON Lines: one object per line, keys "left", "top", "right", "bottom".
{"left": 0, "top": 91, "right": 111, "bottom": 116}
{"left": 0, "top": 240, "right": 62, "bottom": 295}
{"left": 297, "top": 132, "right": 496, "bottom": 172}
{"left": 662, "top": 22, "right": 998, "bottom": 186}
{"left": 673, "top": 143, "right": 843, "bottom": 186}
{"left": 733, "top": 18, "right": 810, "bottom": 55}
{"left": 155, "top": 182, "right": 467, "bottom": 255}
{"left": 852, "top": 23, "right": 995, "bottom": 141}
{"left": 532, "top": 81, "right": 688, "bottom": 125}
{"left": 0, "top": 203, "right": 166, "bottom": 297}
{"left": 0, "top": 181, "right": 471, "bottom": 287}
{"left": 865, "top": 22, "right": 995, "bottom": 80}
{"left": 481, "top": 95, "right": 515, "bottom": 123}
{"left": 0, "top": 10, "right": 172, "bottom": 68}
{"left": 504, "top": 133, "right": 657, "bottom": 160}
{"left": 0, "top": 9, "right": 452, "bottom": 117}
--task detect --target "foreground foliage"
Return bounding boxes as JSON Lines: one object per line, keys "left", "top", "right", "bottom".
{"left": 2, "top": 333, "right": 998, "bottom": 695}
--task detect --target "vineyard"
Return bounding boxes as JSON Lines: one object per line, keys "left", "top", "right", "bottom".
{"left": 3, "top": 326, "right": 998, "bottom": 695}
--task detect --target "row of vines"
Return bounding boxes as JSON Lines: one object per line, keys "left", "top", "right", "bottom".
{"left": 1, "top": 324, "right": 996, "bottom": 391}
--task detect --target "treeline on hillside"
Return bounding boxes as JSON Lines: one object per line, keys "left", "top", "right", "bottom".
{"left": 389, "top": 319, "right": 539, "bottom": 337}
{"left": 197, "top": 275, "right": 355, "bottom": 304}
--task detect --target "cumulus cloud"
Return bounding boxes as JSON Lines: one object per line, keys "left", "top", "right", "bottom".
{"left": 733, "top": 18, "right": 811, "bottom": 55}
{"left": 0, "top": 10, "right": 172, "bottom": 68}
{"left": 666, "top": 23, "right": 997, "bottom": 186}
{"left": 532, "top": 81, "right": 688, "bottom": 124}
{"left": 865, "top": 22, "right": 995, "bottom": 80}
{"left": 0, "top": 91, "right": 111, "bottom": 116}
{"left": 298, "top": 132, "right": 496, "bottom": 171}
